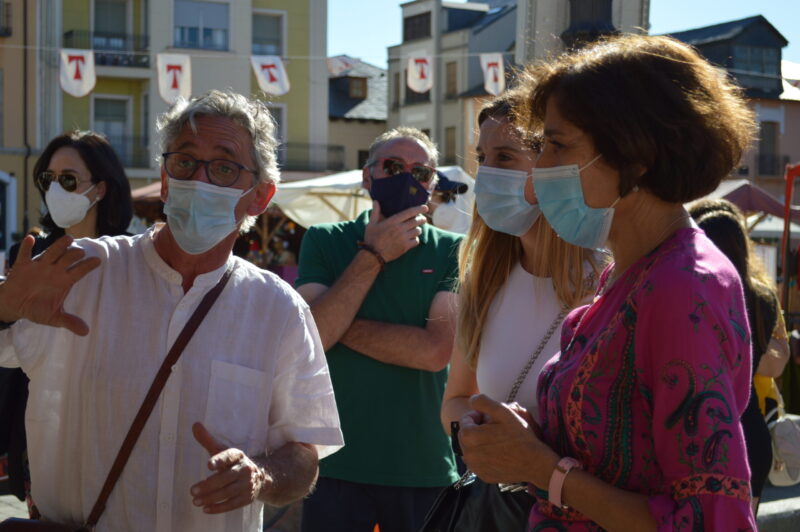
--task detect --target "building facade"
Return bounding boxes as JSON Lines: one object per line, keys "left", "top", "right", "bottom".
{"left": 670, "top": 16, "right": 800, "bottom": 202}
{"left": 0, "top": 0, "right": 330, "bottom": 250}
{"left": 328, "top": 56, "right": 387, "bottom": 170}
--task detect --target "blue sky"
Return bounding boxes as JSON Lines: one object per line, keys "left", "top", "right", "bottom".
{"left": 328, "top": 0, "right": 800, "bottom": 68}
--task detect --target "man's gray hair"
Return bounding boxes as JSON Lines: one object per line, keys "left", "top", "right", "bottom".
{"left": 364, "top": 127, "right": 439, "bottom": 168}
{"left": 157, "top": 89, "right": 279, "bottom": 233}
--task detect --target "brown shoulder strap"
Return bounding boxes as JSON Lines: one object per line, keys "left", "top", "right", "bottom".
{"left": 84, "top": 262, "right": 238, "bottom": 528}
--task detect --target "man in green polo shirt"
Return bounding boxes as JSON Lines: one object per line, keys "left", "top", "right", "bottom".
{"left": 297, "top": 127, "right": 462, "bottom": 532}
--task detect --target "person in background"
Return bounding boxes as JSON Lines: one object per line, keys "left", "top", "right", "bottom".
{"left": 689, "top": 198, "right": 790, "bottom": 513}
{"left": 0, "top": 130, "right": 134, "bottom": 517}
{"left": 457, "top": 34, "right": 758, "bottom": 530}
{"left": 428, "top": 173, "right": 470, "bottom": 234}
{"left": 296, "top": 127, "right": 461, "bottom": 532}
{"left": 441, "top": 92, "right": 599, "bottom": 430}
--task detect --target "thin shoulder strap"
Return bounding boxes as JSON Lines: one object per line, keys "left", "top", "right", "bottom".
{"left": 84, "top": 262, "right": 238, "bottom": 528}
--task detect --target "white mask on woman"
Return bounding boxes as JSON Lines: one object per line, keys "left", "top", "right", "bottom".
{"left": 45, "top": 181, "right": 97, "bottom": 228}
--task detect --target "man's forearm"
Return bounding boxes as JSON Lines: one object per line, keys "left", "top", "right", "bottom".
{"left": 309, "top": 252, "right": 381, "bottom": 350}
{"left": 256, "top": 442, "right": 319, "bottom": 507}
{"left": 340, "top": 319, "right": 451, "bottom": 371}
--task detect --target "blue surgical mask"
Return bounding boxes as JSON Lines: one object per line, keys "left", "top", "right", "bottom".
{"left": 533, "top": 154, "right": 618, "bottom": 250}
{"left": 369, "top": 172, "right": 431, "bottom": 218}
{"left": 474, "top": 166, "right": 540, "bottom": 236}
{"left": 163, "top": 178, "right": 251, "bottom": 255}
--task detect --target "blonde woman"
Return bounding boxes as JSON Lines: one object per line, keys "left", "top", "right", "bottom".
{"left": 441, "top": 94, "right": 599, "bottom": 431}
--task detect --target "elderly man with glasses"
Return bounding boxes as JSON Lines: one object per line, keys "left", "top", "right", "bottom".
{"left": 296, "top": 127, "right": 462, "bottom": 532}
{"left": 0, "top": 90, "right": 343, "bottom": 532}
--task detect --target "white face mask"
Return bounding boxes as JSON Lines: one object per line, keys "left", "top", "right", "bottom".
{"left": 432, "top": 201, "right": 461, "bottom": 232}
{"left": 45, "top": 181, "right": 97, "bottom": 229}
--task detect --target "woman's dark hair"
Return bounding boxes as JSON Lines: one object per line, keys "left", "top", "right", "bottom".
{"left": 33, "top": 130, "right": 133, "bottom": 236}
{"left": 520, "top": 34, "right": 757, "bottom": 203}
{"left": 689, "top": 200, "right": 776, "bottom": 350}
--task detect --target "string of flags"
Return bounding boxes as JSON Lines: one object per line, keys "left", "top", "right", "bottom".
{"left": 59, "top": 47, "right": 511, "bottom": 102}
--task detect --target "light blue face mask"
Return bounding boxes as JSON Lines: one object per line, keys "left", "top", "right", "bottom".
{"left": 474, "top": 166, "right": 541, "bottom": 236}
{"left": 163, "top": 178, "right": 252, "bottom": 255}
{"left": 533, "top": 154, "right": 619, "bottom": 250}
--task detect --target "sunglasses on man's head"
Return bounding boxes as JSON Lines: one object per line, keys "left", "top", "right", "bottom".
{"left": 376, "top": 157, "right": 436, "bottom": 184}
{"left": 36, "top": 171, "right": 92, "bottom": 193}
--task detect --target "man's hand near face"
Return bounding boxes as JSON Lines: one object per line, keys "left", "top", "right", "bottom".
{"left": 363, "top": 201, "right": 428, "bottom": 263}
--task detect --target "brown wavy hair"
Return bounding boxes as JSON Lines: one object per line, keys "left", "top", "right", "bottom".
{"left": 517, "top": 34, "right": 757, "bottom": 202}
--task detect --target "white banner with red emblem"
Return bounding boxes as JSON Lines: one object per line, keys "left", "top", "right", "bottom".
{"left": 480, "top": 53, "right": 505, "bottom": 96}
{"left": 60, "top": 49, "right": 96, "bottom": 97}
{"left": 327, "top": 56, "right": 358, "bottom": 77}
{"left": 407, "top": 55, "right": 433, "bottom": 93}
{"left": 157, "top": 53, "right": 192, "bottom": 105}
{"left": 251, "top": 56, "right": 291, "bottom": 96}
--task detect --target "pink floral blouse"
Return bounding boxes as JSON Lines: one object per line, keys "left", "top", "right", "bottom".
{"left": 531, "top": 228, "right": 757, "bottom": 531}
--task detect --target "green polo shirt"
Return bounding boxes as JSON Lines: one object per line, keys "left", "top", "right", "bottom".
{"left": 296, "top": 210, "right": 462, "bottom": 487}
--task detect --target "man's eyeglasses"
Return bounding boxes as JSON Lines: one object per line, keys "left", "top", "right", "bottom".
{"left": 36, "top": 172, "right": 92, "bottom": 193}
{"left": 375, "top": 157, "right": 436, "bottom": 184}
{"left": 162, "top": 152, "right": 258, "bottom": 188}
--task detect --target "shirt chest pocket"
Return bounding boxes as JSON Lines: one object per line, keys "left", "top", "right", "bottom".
{"left": 204, "top": 360, "right": 269, "bottom": 454}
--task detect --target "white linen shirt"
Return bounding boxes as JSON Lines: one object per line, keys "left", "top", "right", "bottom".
{"left": 0, "top": 225, "right": 343, "bottom": 532}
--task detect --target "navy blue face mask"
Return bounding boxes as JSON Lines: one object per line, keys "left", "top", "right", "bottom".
{"left": 369, "top": 172, "right": 431, "bottom": 218}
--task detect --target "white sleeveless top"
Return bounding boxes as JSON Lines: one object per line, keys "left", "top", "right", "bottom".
{"left": 475, "top": 262, "right": 565, "bottom": 423}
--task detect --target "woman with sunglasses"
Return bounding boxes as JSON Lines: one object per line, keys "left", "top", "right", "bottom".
{"left": 1, "top": 129, "right": 132, "bottom": 516}
{"left": 456, "top": 34, "right": 758, "bottom": 530}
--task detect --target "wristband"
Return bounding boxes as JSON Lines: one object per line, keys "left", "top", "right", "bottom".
{"left": 356, "top": 241, "right": 386, "bottom": 271}
{"left": 548, "top": 457, "right": 582, "bottom": 508}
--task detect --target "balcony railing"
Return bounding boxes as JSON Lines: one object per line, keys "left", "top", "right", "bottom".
{"left": 63, "top": 30, "right": 150, "bottom": 68}
{"left": 757, "top": 153, "right": 791, "bottom": 176}
{"left": 277, "top": 143, "right": 346, "bottom": 172}
{"left": 0, "top": 3, "right": 11, "bottom": 37}
{"left": 104, "top": 135, "right": 151, "bottom": 168}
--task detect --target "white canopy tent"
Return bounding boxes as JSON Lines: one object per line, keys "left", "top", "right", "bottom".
{"left": 272, "top": 166, "right": 476, "bottom": 230}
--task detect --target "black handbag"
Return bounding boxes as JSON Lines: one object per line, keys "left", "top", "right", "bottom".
{"left": 421, "top": 307, "right": 568, "bottom": 532}
{"left": 420, "top": 472, "right": 533, "bottom": 532}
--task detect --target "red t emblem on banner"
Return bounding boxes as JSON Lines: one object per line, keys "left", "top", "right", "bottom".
{"left": 166, "top": 65, "right": 182, "bottom": 89}
{"left": 261, "top": 64, "right": 278, "bottom": 83}
{"left": 68, "top": 55, "right": 86, "bottom": 80}
{"left": 487, "top": 62, "right": 499, "bottom": 82}
{"left": 414, "top": 58, "right": 429, "bottom": 79}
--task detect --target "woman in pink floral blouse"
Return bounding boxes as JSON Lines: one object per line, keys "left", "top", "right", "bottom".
{"left": 457, "top": 34, "right": 759, "bottom": 531}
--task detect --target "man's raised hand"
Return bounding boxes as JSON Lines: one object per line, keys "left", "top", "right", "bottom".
{"left": 0, "top": 235, "right": 100, "bottom": 335}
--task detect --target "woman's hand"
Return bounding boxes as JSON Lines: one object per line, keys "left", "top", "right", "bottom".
{"left": 458, "top": 394, "right": 560, "bottom": 489}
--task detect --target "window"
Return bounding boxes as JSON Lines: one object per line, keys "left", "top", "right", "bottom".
{"left": 757, "top": 121, "right": 780, "bottom": 175}
{"left": 404, "top": 69, "right": 430, "bottom": 105}
{"left": 0, "top": 68, "right": 4, "bottom": 146}
{"left": 734, "top": 45, "right": 779, "bottom": 75}
{"left": 392, "top": 72, "right": 400, "bottom": 108}
{"left": 93, "top": 0, "right": 128, "bottom": 51}
{"left": 403, "top": 12, "right": 431, "bottom": 41}
{"left": 268, "top": 105, "right": 285, "bottom": 143}
{"left": 252, "top": 12, "right": 283, "bottom": 55}
{"left": 94, "top": 98, "right": 129, "bottom": 164}
{"left": 174, "top": 1, "right": 229, "bottom": 51}
{"left": 444, "top": 127, "right": 456, "bottom": 165}
{"left": 357, "top": 150, "right": 370, "bottom": 169}
{"left": 0, "top": 3, "right": 11, "bottom": 37}
{"left": 349, "top": 77, "right": 367, "bottom": 99}
{"left": 445, "top": 61, "right": 457, "bottom": 98}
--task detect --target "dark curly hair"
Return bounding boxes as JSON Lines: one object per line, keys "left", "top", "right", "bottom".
{"left": 33, "top": 130, "right": 133, "bottom": 236}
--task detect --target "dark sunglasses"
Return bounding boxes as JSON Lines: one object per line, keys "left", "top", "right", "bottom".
{"left": 36, "top": 171, "right": 92, "bottom": 193}
{"left": 376, "top": 157, "right": 436, "bottom": 184}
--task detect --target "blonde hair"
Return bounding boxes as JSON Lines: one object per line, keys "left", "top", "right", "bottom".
{"left": 457, "top": 96, "right": 600, "bottom": 369}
